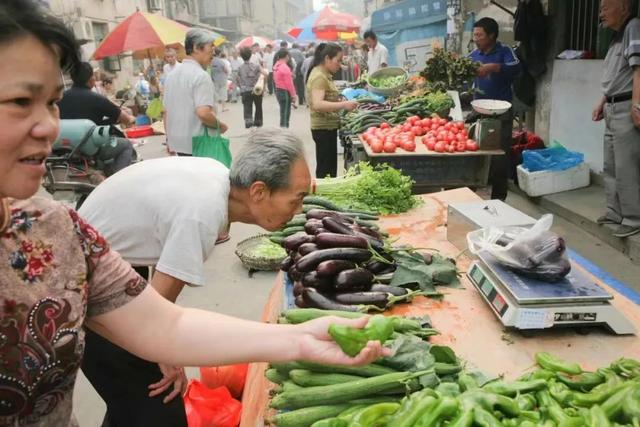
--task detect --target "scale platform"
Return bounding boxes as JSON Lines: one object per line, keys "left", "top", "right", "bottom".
{"left": 467, "top": 251, "right": 636, "bottom": 335}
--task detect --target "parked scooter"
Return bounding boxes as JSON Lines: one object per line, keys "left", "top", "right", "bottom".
{"left": 43, "top": 119, "right": 139, "bottom": 209}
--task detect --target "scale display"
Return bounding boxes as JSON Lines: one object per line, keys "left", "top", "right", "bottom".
{"left": 477, "top": 251, "right": 612, "bottom": 304}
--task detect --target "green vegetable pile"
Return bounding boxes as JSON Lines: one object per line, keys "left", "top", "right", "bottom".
{"left": 369, "top": 74, "right": 407, "bottom": 89}
{"left": 250, "top": 238, "right": 287, "bottom": 259}
{"left": 424, "top": 92, "right": 455, "bottom": 116}
{"left": 314, "top": 162, "right": 421, "bottom": 215}
{"left": 265, "top": 325, "right": 640, "bottom": 427}
{"left": 420, "top": 48, "right": 480, "bottom": 93}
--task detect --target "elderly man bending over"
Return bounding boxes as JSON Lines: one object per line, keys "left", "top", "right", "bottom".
{"left": 78, "top": 128, "right": 311, "bottom": 427}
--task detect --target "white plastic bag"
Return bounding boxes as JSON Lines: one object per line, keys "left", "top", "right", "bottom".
{"left": 467, "top": 214, "right": 571, "bottom": 282}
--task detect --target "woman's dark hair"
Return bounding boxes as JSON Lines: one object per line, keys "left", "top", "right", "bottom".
{"left": 240, "top": 47, "right": 252, "bottom": 61}
{"left": 473, "top": 17, "right": 499, "bottom": 40}
{"left": 305, "top": 43, "right": 342, "bottom": 83}
{"left": 0, "top": 0, "right": 80, "bottom": 72}
{"left": 275, "top": 48, "right": 289, "bottom": 62}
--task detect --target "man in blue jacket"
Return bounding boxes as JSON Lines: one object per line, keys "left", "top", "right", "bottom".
{"left": 469, "top": 17, "right": 521, "bottom": 200}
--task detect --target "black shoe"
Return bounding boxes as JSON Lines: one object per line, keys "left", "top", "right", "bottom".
{"left": 612, "top": 225, "right": 640, "bottom": 238}
{"left": 597, "top": 214, "right": 620, "bottom": 225}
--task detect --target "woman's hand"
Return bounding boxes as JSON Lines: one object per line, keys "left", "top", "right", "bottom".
{"left": 342, "top": 100, "right": 358, "bottom": 111}
{"left": 149, "top": 364, "right": 188, "bottom": 403}
{"left": 294, "top": 316, "right": 392, "bottom": 366}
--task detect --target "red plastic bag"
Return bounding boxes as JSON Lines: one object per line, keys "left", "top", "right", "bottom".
{"left": 184, "top": 379, "right": 242, "bottom": 427}
{"left": 200, "top": 364, "right": 248, "bottom": 399}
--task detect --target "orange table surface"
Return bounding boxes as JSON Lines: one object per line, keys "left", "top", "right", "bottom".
{"left": 240, "top": 188, "right": 640, "bottom": 427}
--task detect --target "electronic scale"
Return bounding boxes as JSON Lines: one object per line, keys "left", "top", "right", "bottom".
{"left": 467, "top": 251, "right": 636, "bottom": 335}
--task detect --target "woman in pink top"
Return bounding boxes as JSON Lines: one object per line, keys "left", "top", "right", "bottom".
{"left": 273, "top": 49, "right": 297, "bottom": 128}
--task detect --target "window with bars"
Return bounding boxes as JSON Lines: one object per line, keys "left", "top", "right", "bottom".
{"left": 566, "top": 0, "right": 640, "bottom": 59}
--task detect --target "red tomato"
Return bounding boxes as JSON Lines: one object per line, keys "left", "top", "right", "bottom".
{"left": 409, "top": 115, "right": 421, "bottom": 124}
{"left": 456, "top": 143, "right": 466, "bottom": 152}
{"left": 380, "top": 122, "right": 390, "bottom": 129}
{"left": 371, "top": 141, "right": 383, "bottom": 153}
{"left": 430, "top": 123, "right": 439, "bottom": 131}
{"left": 410, "top": 126, "right": 421, "bottom": 136}
{"left": 445, "top": 134, "right": 455, "bottom": 144}
{"left": 404, "top": 140, "right": 416, "bottom": 152}
{"left": 466, "top": 140, "right": 479, "bottom": 151}
{"left": 393, "top": 135, "right": 402, "bottom": 145}
{"left": 446, "top": 144, "right": 456, "bottom": 153}
{"left": 439, "top": 118, "right": 448, "bottom": 125}
{"left": 401, "top": 123, "right": 411, "bottom": 132}
{"left": 383, "top": 142, "right": 396, "bottom": 153}
{"left": 426, "top": 141, "right": 436, "bottom": 151}
{"left": 437, "top": 131, "right": 447, "bottom": 140}
{"left": 426, "top": 137, "right": 436, "bottom": 146}
{"left": 457, "top": 121, "right": 465, "bottom": 130}
{"left": 434, "top": 142, "right": 446, "bottom": 153}
{"left": 459, "top": 129, "right": 468, "bottom": 138}
{"left": 456, "top": 133, "right": 466, "bottom": 142}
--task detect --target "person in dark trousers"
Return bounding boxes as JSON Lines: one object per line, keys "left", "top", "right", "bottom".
{"left": 58, "top": 62, "right": 137, "bottom": 176}
{"left": 290, "top": 43, "right": 306, "bottom": 104}
{"left": 306, "top": 43, "right": 358, "bottom": 177}
{"left": 468, "top": 17, "right": 521, "bottom": 200}
{"left": 274, "top": 49, "right": 297, "bottom": 127}
{"left": 236, "top": 47, "right": 267, "bottom": 128}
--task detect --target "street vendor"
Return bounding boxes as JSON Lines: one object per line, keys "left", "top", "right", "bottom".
{"left": 78, "top": 128, "right": 340, "bottom": 426}
{"left": 469, "top": 17, "right": 521, "bottom": 200}
{"left": 592, "top": 0, "right": 640, "bottom": 238}
{"left": 0, "top": 1, "right": 389, "bottom": 425}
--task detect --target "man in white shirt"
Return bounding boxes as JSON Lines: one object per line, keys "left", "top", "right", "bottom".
{"left": 364, "top": 30, "right": 389, "bottom": 74}
{"left": 161, "top": 47, "right": 181, "bottom": 84}
{"left": 163, "top": 29, "right": 228, "bottom": 156}
{"left": 250, "top": 42, "right": 263, "bottom": 67}
{"left": 79, "top": 128, "right": 311, "bottom": 427}
{"left": 263, "top": 44, "right": 275, "bottom": 95}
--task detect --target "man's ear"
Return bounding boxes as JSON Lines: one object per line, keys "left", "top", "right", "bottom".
{"left": 248, "top": 181, "right": 269, "bottom": 202}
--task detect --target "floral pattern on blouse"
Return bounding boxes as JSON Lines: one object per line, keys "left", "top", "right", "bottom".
{"left": 0, "top": 197, "right": 146, "bottom": 426}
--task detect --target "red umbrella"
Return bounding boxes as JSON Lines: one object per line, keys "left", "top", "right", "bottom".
{"left": 235, "top": 36, "right": 273, "bottom": 50}
{"left": 288, "top": 6, "right": 361, "bottom": 40}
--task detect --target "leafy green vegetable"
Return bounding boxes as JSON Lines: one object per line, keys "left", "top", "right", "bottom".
{"left": 368, "top": 74, "right": 407, "bottom": 89}
{"left": 421, "top": 48, "right": 480, "bottom": 93}
{"left": 250, "top": 238, "right": 287, "bottom": 259}
{"left": 390, "top": 251, "right": 460, "bottom": 291}
{"left": 313, "top": 162, "right": 421, "bottom": 215}
{"left": 430, "top": 345, "right": 458, "bottom": 365}
{"left": 425, "top": 91, "right": 455, "bottom": 114}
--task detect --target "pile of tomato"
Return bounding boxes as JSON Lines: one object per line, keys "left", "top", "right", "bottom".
{"left": 360, "top": 116, "right": 479, "bottom": 154}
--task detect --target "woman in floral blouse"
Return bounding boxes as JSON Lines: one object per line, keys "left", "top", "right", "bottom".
{"left": 0, "top": 1, "right": 389, "bottom": 425}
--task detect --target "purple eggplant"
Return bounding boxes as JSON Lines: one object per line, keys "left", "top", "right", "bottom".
{"left": 322, "top": 217, "right": 355, "bottom": 235}
{"left": 334, "top": 291, "right": 390, "bottom": 309}
{"left": 370, "top": 284, "right": 409, "bottom": 296}
{"left": 283, "top": 232, "right": 316, "bottom": 253}
{"left": 316, "top": 260, "right": 357, "bottom": 278}
{"left": 280, "top": 256, "right": 294, "bottom": 272}
{"left": 334, "top": 268, "right": 374, "bottom": 291}
{"left": 304, "top": 219, "right": 324, "bottom": 235}
{"left": 292, "top": 281, "right": 305, "bottom": 297}
{"left": 295, "top": 248, "right": 372, "bottom": 272}
{"left": 301, "top": 271, "right": 335, "bottom": 292}
{"left": 315, "top": 233, "right": 369, "bottom": 249}
{"left": 298, "top": 242, "right": 319, "bottom": 256}
{"left": 306, "top": 209, "right": 354, "bottom": 223}
{"left": 364, "top": 260, "right": 392, "bottom": 275}
{"left": 288, "top": 266, "right": 303, "bottom": 281}
{"left": 301, "top": 287, "right": 362, "bottom": 312}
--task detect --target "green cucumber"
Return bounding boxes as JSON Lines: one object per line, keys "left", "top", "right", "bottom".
{"left": 303, "top": 196, "right": 342, "bottom": 211}
{"left": 272, "top": 404, "right": 352, "bottom": 427}
{"left": 282, "top": 226, "right": 305, "bottom": 236}
{"left": 265, "top": 368, "right": 289, "bottom": 384}
{"left": 289, "top": 369, "right": 365, "bottom": 387}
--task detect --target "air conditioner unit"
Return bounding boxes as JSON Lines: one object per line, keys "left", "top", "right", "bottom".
{"left": 147, "top": 0, "right": 163, "bottom": 12}
{"left": 72, "top": 18, "right": 94, "bottom": 42}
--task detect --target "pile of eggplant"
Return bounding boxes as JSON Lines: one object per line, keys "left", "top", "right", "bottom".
{"left": 279, "top": 209, "right": 417, "bottom": 312}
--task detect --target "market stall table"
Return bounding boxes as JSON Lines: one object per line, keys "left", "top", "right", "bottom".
{"left": 239, "top": 188, "right": 640, "bottom": 426}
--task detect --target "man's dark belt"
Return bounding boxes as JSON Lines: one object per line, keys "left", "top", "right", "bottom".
{"left": 605, "top": 92, "right": 633, "bottom": 103}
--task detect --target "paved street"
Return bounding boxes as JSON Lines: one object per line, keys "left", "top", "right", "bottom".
{"left": 72, "top": 93, "right": 317, "bottom": 426}
{"left": 71, "top": 92, "right": 640, "bottom": 425}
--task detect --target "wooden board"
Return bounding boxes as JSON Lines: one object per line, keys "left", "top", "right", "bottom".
{"left": 240, "top": 188, "right": 640, "bottom": 426}
{"left": 358, "top": 134, "right": 504, "bottom": 158}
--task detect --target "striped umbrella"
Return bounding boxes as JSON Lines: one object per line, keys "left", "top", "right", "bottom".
{"left": 93, "top": 11, "right": 225, "bottom": 59}
{"left": 288, "top": 6, "right": 361, "bottom": 41}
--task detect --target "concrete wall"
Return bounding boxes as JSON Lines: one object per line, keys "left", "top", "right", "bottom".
{"left": 548, "top": 60, "right": 605, "bottom": 173}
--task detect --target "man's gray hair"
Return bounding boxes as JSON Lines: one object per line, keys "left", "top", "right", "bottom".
{"left": 185, "top": 28, "right": 217, "bottom": 55}
{"left": 230, "top": 128, "right": 306, "bottom": 191}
